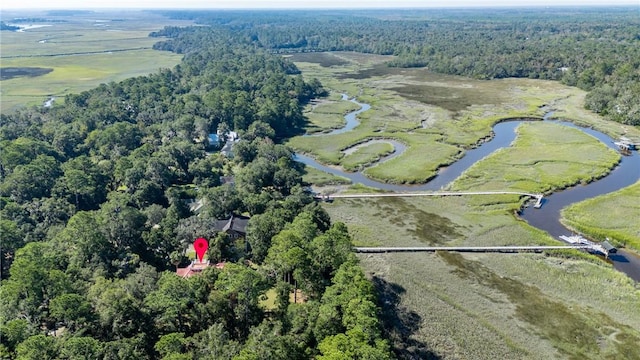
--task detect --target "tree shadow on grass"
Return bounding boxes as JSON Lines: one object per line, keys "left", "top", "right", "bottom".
{"left": 372, "top": 276, "right": 442, "bottom": 360}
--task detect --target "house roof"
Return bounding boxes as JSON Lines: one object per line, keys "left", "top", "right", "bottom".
{"left": 214, "top": 214, "right": 250, "bottom": 234}
{"left": 176, "top": 260, "right": 226, "bottom": 278}
{"left": 220, "top": 176, "right": 235, "bottom": 185}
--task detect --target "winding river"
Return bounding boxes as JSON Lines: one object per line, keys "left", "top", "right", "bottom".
{"left": 295, "top": 95, "right": 640, "bottom": 281}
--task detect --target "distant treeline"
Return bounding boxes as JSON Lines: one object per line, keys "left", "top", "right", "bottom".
{"left": 0, "top": 22, "right": 20, "bottom": 31}
{"left": 153, "top": 8, "right": 640, "bottom": 125}
{"left": 46, "top": 10, "right": 94, "bottom": 16}
{"left": 8, "top": 18, "right": 68, "bottom": 23}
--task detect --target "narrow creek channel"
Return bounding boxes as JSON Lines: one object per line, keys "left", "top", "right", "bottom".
{"left": 295, "top": 95, "right": 640, "bottom": 281}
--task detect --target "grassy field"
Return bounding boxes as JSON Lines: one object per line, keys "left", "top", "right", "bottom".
{"left": 290, "top": 52, "right": 640, "bottom": 359}
{"left": 0, "top": 10, "right": 189, "bottom": 111}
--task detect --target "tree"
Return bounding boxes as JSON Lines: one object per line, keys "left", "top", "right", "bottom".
{"left": 189, "top": 156, "right": 222, "bottom": 188}
{"left": 123, "top": 262, "right": 160, "bottom": 301}
{"left": 88, "top": 277, "right": 148, "bottom": 339}
{"left": 310, "top": 222, "right": 353, "bottom": 282}
{"left": 144, "top": 273, "right": 194, "bottom": 334}
{"left": 15, "top": 335, "right": 59, "bottom": 360}
{"left": 190, "top": 323, "right": 240, "bottom": 360}
{"left": 317, "top": 328, "right": 392, "bottom": 360}
{"left": 1, "top": 242, "right": 66, "bottom": 324}
{"left": 203, "top": 185, "right": 241, "bottom": 219}
{"left": 0, "top": 319, "right": 35, "bottom": 354}
{"left": 142, "top": 207, "right": 182, "bottom": 269}
{"left": 234, "top": 321, "right": 301, "bottom": 360}
{"left": 97, "top": 192, "right": 147, "bottom": 259}
{"left": 244, "top": 121, "right": 275, "bottom": 141}
{"left": 175, "top": 216, "right": 219, "bottom": 252}
{"left": 59, "top": 336, "right": 102, "bottom": 360}
{"left": 265, "top": 212, "right": 320, "bottom": 298}
{"left": 235, "top": 158, "right": 276, "bottom": 194}
{"left": 0, "top": 155, "right": 62, "bottom": 203}
{"left": 49, "top": 293, "right": 95, "bottom": 332}
{"left": 159, "top": 140, "right": 203, "bottom": 182}
{"left": 101, "top": 335, "right": 150, "bottom": 360}
{"left": 21, "top": 196, "right": 75, "bottom": 241}
{"left": 265, "top": 229, "right": 307, "bottom": 287}
{"left": 0, "top": 219, "right": 24, "bottom": 278}
{"left": 215, "top": 263, "right": 268, "bottom": 339}
{"left": 245, "top": 208, "right": 287, "bottom": 263}
{"left": 85, "top": 122, "right": 142, "bottom": 160}
{"left": 314, "top": 260, "right": 378, "bottom": 342}
{"left": 584, "top": 84, "right": 616, "bottom": 115}
{"left": 55, "top": 155, "right": 108, "bottom": 210}
{"left": 53, "top": 211, "right": 114, "bottom": 276}
{"left": 154, "top": 333, "right": 187, "bottom": 358}
{"left": 0, "top": 137, "right": 59, "bottom": 177}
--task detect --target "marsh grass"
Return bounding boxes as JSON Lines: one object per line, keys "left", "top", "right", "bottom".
{"left": 285, "top": 52, "right": 350, "bottom": 67}
{"left": 363, "top": 136, "right": 461, "bottom": 184}
{"left": 341, "top": 142, "right": 394, "bottom": 171}
{"left": 326, "top": 195, "right": 640, "bottom": 359}
{"left": 2, "top": 50, "right": 183, "bottom": 111}
{"left": 303, "top": 113, "right": 348, "bottom": 134}
{"left": 562, "top": 182, "right": 640, "bottom": 251}
{"left": 451, "top": 122, "right": 621, "bottom": 194}
{"left": 1, "top": 12, "right": 188, "bottom": 111}
{"left": 291, "top": 51, "right": 640, "bottom": 359}
{"left": 439, "top": 252, "right": 640, "bottom": 359}
{"left": 302, "top": 100, "right": 361, "bottom": 133}
{"left": 391, "top": 82, "right": 505, "bottom": 112}
{"left": 289, "top": 53, "right": 598, "bottom": 185}
{"left": 302, "top": 166, "right": 351, "bottom": 186}
{"left": 313, "top": 100, "right": 361, "bottom": 115}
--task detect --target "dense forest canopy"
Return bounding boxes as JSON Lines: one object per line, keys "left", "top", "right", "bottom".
{"left": 0, "top": 26, "right": 390, "bottom": 359}
{"left": 152, "top": 7, "right": 640, "bottom": 125}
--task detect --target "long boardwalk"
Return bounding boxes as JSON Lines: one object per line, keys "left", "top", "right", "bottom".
{"left": 323, "top": 192, "right": 586, "bottom": 254}
{"left": 354, "top": 245, "right": 595, "bottom": 253}
{"left": 317, "top": 191, "right": 544, "bottom": 207}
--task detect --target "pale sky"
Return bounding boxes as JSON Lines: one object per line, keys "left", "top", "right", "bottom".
{"left": 1, "top": 0, "right": 638, "bottom": 10}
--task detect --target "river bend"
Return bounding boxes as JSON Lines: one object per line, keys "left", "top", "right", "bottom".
{"left": 295, "top": 95, "right": 640, "bottom": 281}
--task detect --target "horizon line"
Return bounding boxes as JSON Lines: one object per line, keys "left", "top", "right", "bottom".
{"left": 3, "top": 4, "right": 639, "bottom": 11}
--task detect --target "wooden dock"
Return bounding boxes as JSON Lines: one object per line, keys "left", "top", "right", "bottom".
{"left": 614, "top": 137, "right": 638, "bottom": 152}
{"left": 354, "top": 245, "right": 592, "bottom": 253}
{"left": 559, "top": 235, "right": 609, "bottom": 257}
{"left": 316, "top": 191, "right": 544, "bottom": 209}
{"left": 533, "top": 194, "right": 544, "bottom": 208}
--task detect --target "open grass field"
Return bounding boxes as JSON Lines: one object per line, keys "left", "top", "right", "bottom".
{"left": 0, "top": 10, "right": 190, "bottom": 111}
{"left": 290, "top": 52, "right": 640, "bottom": 359}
